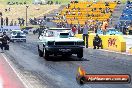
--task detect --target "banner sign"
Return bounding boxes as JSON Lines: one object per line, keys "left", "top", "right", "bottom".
{"left": 0, "top": 26, "right": 20, "bottom": 33}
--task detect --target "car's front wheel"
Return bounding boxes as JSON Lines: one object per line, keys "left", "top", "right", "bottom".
{"left": 43, "top": 48, "right": 49, "bottom": 60}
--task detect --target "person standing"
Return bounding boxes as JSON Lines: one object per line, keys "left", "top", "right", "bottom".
{"left": 83, "top": 22, "right": 89, "bottom": 48}
{"left": 65, "top": 21, "right": 69, "bottom": 28}
{"left": 101, "top": 20, "right": 108, "bottom": 35}
{"left": 77, "top": 22, "right": 81, "bottom": 34}
{"left": 38, "top": 28, "right": 43, "bottom": 38}
{"left": 71, "top": 25, "right": 77, "bottom": 35}
{"left": 10, "top": 19, "right": 13, "bottom": 26}
{"left": 6, "top": 17, "right": 8, "bottom": 26}
{"left": 94, "top": 25, "right": 98, "bottom": 33}
{"left": 0, "top": 12, "right": 2, "bottom": 16}
{"left": 1, "top": 17, "right": 3, "bottom": 27}
{"left": 14, "top": 21, "right": 17, "bottom": 26}
{"left": 70, "top": 22, "right": 73, "bottom": 28}
{"left": 0, "top": 32, "right": 10, "bottom": 53}
{"left": 123, "top": 25, "right": 127, "bottom": 35}
{"left": 22, "top": 18, "right": 25, "bottom": 26}
{"left": 44, "top": 15, "right": 46, "bottom": 20}
{"left": 128, "top": 24, "right": 132, "bottom": 35}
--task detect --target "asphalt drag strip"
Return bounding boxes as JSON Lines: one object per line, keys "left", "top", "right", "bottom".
{"left": 2, "top": 34, "right": 132, "bottom": 88}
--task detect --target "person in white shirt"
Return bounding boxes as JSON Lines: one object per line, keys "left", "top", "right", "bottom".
{"left": 82, "top": 22, "right": 89, "bottom": 48}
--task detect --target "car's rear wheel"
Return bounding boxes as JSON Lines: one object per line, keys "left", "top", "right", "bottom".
{"left": 38, "top": 45, "right": 43, "bottom": 57}
{"left": 77, "top": 49, "right": 83, "bottom": 59}
{"left": 38, "top": 49, "right": 43, "bottom": 57}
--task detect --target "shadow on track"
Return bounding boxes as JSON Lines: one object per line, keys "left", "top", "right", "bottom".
{"left": 42, "top": 55, "right": 89, "bottom": 62}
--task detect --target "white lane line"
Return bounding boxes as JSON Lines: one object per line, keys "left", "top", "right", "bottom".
{"left": 0, "top": 77, "right": 3, "bottom": 88}
{"left": 1, "top": 53, "right": 32, "bottom": 88}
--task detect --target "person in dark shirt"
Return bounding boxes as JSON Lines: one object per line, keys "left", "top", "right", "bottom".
{"left": 0, "top": 32, "right": 10, "bottom": 52}
{"left": 44, "top": 15, "right": 46, "bottom": 20}
{"left": 6, "top": 17, "right": 8, "bottom": 26}
{"left": 0, "top": 12, "right": 2, "bottom": 16}
{"left": 123, "top": 25, "right": 127, "bottom": 35}
{"left": 38, "top": 28, "right": 43, "bottom": 38}
{"left": 1, "top": 17, "right": 3, "bottom": 26}
{"left": 93, "top": 34, "right": 102, "bottom": 49}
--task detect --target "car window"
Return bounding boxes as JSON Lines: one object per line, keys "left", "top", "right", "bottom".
{"left": 68, "top": 31, "right": 74, "bottom": 37}
{"left": 20, "top": 32, "right": 25, "bottom": 35}
{"left": 45, "top": 31, "right": 54, "bottom": 37}
{"left": 12, "top": 31, "right": 24, "bottom": 35}
{"left": 12, "top": 31, "right": 17, "bottom": 35}
{"left": 59, "top": 33, "right": 69, "bottom": 38}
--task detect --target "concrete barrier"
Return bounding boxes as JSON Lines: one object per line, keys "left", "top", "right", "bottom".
{"left": 75, "top": 34, "right": 126, "bottom": 52}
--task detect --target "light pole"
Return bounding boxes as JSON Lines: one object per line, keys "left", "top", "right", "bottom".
{"left": 26, "top": 5, "right": 29, "bottom": 26}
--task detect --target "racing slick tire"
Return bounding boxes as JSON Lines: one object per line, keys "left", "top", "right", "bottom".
{"left": 76, "top": 76, "right": 86, "bottom": 85}
{"left": 77, "top": 49, "right": 83, "bottom": 59}
{"left": 79, "top": 77, "right": 86, "bottom": 85}
{"left": 38, "top": 45, "right": 43, "bottom": 57}
{"left": 43, "top": 48, "right": 49, "bottom": 60}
